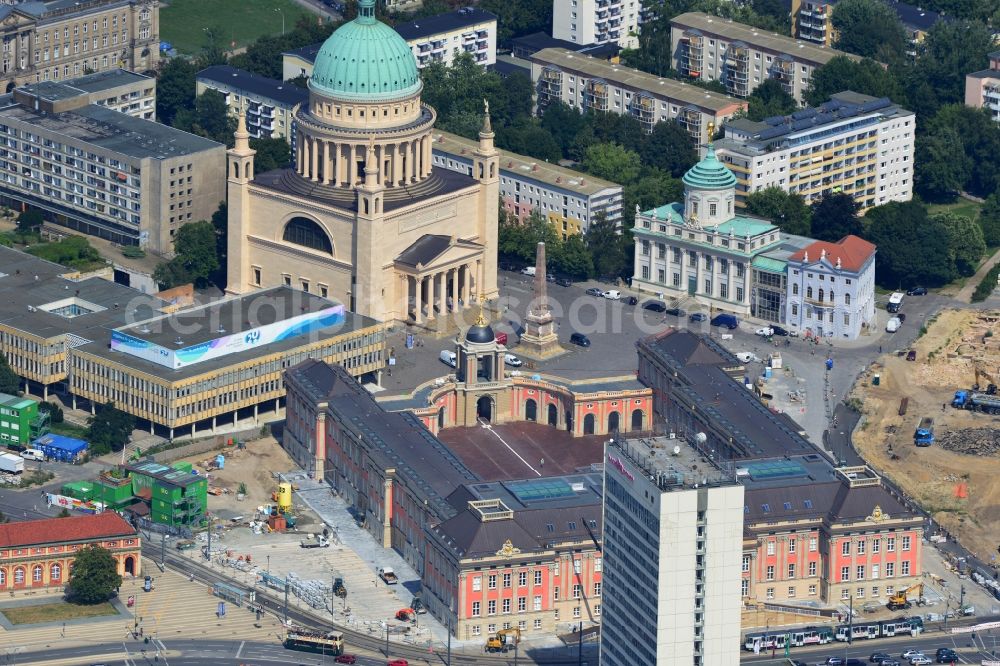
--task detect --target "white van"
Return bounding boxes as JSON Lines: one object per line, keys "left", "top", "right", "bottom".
{"left": 886, "top": 317, "right": 901, "bottom": 333}
{"left": 520, "top": 266, "right": 536, "bottom": 276}
{"left": 21, "top": 448, "right": 45, "bottom": 462}
{"left": 439, "top": 350, "right": 457, "bottom": 368}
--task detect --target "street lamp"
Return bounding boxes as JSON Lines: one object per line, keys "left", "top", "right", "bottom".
{"left": 274, "top": 8, "right": 285, "bottom": 35}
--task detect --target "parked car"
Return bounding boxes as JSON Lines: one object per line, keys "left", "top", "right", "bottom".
{"left": 711, "top": 313, "right": 739, "bottom": 329}
{"left": 504, "top": 353, "right": 522, "bottom": 367}
{"left": 824, "top": 658, "right": 845, "bottom": 665}
{"left": 755, "top": 327, "right": 774, "bottom": 337}
{"left": 688, "top": 312, "right": 708, "bottom": 322}
{"left": 871, "top": 653, "right": 891, "bottom": 664}
{"left": 387, "top": 660, "right": 409, "bottom": 666}
{"left": 334, "top": 656, "right": 357, "bottom": 664}
{"left": 554, "top": 276, "right": 573, "bottom": 287}
{"left": 906, "top": 350, "right": 916, "bottom": 361}
{"left": 585, "top": 287, "right": 604, "bottom": 297}
{"left": 901, "top": 650, "right": 923, "bottom": 660}
{"left": 935, "top": 648, "right": 958, "bottom": 663}
{"left": 886, "top": 317, "right": 901, "bottom": 333}
{"left": 898, "top": 313, "right": 907, "bottom": 323}
{"left": 439, "top": 350, "right": 457, "bottom": 368}
{"left": 569, "top": 332, "right": 591, "bottom": 347}
{"left": 520, "top": 266, "right": 536, "bottom": 276}
{"left": 771, "top": 325, "right": 789, "bottom": 336}
{"left": 910, "top": 656, "right": 931, "bottom": 665}
{"left": 665, "top": 307, "right": 685, "bottom": 317}
{"left": 624, "top": 295, "right": 638, "bottom": 305}
{"left": 603, "top": 290, "right": 621, "bottom": 300}
{"left": 642, "top": 300, "right": 666, "bottom": 312}
{"left": 906, "top": 286, "right": 928, "bottom": 296}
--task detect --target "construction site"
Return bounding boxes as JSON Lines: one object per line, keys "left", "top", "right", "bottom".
{"left": 850, "top": 308, "right": 1000, "bottom": 563}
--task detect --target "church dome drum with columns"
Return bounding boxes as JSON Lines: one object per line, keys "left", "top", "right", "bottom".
{"left": 224, "top": 0, "right": 500, "bottom": 328}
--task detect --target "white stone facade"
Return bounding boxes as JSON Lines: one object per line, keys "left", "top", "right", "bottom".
{"left": 552, "top": 0, "right": 641, "bottom": 48}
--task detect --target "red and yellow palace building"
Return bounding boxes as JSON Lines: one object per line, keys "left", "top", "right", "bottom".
{"left": 0, "top": 513, "right": 141, "bottom": 591}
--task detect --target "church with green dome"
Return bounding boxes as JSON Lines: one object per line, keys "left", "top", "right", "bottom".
{"left": 225, "top": 0, "right": 499, "bottom": 327}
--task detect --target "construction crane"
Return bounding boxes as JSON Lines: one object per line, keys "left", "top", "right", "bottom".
{"left": 484, "top": 628, "right": 520, "bottom": 653}
{"left": 886, "top": 583, "right": 924, "bottom": 610}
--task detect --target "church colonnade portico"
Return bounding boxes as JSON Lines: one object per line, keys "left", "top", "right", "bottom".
{"left": 402, "top": 262, "right": 478, "bottom": 324}
{"left": 295, "top": 130, "right": 435, "bottom": 186}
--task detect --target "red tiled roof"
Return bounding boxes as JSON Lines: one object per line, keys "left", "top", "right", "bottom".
{"left": 0, "top": 512, "right": 137, "bottom": 549}
{"left": 789, "top": 235, "right": 876, "bottom": 272}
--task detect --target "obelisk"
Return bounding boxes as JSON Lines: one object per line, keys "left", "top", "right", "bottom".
{"left": 517, "top": 242, "right": 564, "bottom": 359}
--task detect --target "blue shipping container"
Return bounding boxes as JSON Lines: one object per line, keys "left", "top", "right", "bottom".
{"left": 32, "top": 434, "right": 88, "bottom": 462}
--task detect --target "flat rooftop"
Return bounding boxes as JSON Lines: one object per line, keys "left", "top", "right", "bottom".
{"left": 529, "top": 48, "right": 747, "bottom": 113}
{"left": 0, "top": 96, "right": 222, "bottom": 160}
{"left": 449, "top": 472, "right": 604, "bottom": 512}
{"left": 438, "top": 422, "right": 607, "bottom": 481}
{"left": 394, "top": 7, "right": 496, "bottom": 40}
{"left": 432, "top": 130, "right": 621, "bottom": 197}
{"left": 197, "top": 65, "right": 308, "bottom": 107}
{"left": 126, "top": 460, "right": 204, "bottom": 487}
{"left": 18, "top": 69, "right": 153, "bottom": 103}
{"left": 671, "top": 12, "right": 862, "bottom": 66}
{"left": 611, "top": 435, "right": 735, "bottom": 490}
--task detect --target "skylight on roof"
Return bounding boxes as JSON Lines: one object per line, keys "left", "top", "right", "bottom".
{"left": 804, "top": 499, "right": 813, "bottom": 509}
{"left": 762, "top": 503, "right": 770, "bottom": 513}
{"left": 783, "top": 502, "right": 792, "bottom": 510}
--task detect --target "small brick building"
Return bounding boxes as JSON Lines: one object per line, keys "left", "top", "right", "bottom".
{"left": 0, "top": 513, "right": 141, "bottom": 591}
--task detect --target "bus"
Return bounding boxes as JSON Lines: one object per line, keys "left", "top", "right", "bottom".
{"left": 283, "top": 629, "right": 345, "bottom": 655}
{"left": 744, "top": 626, "right": 833, "bottom": 651}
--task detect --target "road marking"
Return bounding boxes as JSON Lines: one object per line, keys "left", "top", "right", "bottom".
{"left": 235, "top": 640, "right": 245, "bottom": 658}
{"left": 479, "top": 419, "right": 542, "bottom": 477}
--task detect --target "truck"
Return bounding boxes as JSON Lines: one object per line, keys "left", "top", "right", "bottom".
{"left": 913, "top": 417, "right": 935, "bottom": 446}
{"left": 952, "top": 390, "right": 1000, "bottom": 414}
{"left": 378, "top": 567, "right": 398, "bottom": 585}
{"left": 300, "top": 535, "right": 330, "bottom": 549}
{"left": 0, "top": 452, "right": 24, "bottom": 474}
{"left": 887, "top": 292, "right": 904, "bottom": 313}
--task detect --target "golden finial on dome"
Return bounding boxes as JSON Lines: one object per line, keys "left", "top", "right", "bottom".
{"left": 474, "top": 293, "right": 488, "bottom": 326}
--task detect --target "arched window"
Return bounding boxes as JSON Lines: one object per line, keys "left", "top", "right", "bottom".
{"left": 818, "top": 288, "right": 825, "bottom": 302}
{"left": 14, "top": 567, "right": 24, "bottom": 584}
{"left": 806, "top": 286, "right": 813, "bottom": 299}
{"left": 32, "top": 565, "right": 42, "bottom": 582}
{"left": 845, "top": 293, "right": 851, "bottom": 305}
{"left": 282, "top": 217, "right": 333, "bottom": 254}
{"left": 0, "top": 568, "right": 5, "bottom": 585}
{"left": 51, "top": 563, "right": 61, "bottom": 581}
{"left": 830, "top": 291, "right": 835, "bottom": 303}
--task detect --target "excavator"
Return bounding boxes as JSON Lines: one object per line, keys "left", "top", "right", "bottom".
{"left": 887, "top": 583, "right": 925, "bottom": 611}
{"left": 485, "top": 628, "right": 520, "bottom": 653}
{"left": 973, "top": 365, "right": 999, "bottom": 395}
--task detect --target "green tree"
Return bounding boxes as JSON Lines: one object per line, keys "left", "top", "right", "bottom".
{"left": 805, "top": 57, "right": 904, "bottom": 107}
{"left": 586, "top": 213, "right": 630, "bottom": 279}
{"left": 865, "top": 201, "right": 955, "bottom": 287}
{"left": 539, "top": 102, "right": 588, "bottom": 157}
{"left": 552, "top": 234, "right": 593, "bottom": 280}
{"left": 902, "top": 20, "right": 994, "bottom": 118}
{"left": 182, "top": 90, "right": 235, "bottom": 145}
{"left": 583, "top": 143, "right": 641, "bottom": 184}
{"left": 831, "top": 0, "right": 908, "bottom": 64}
{"left": 153, "top": 220, "right": 221, "bottom": 289}
{"left": 640, "top": 121, "right": 698, "bottom": 178}
{"left": 156, "top": 58, "right": 198, "bottom": 126}
{"left": 67, "top": 545, "right": 123, "bottom": 605}
{"left": 39, "top": 401, "right": 64, "bottom": 424}
{"left": 250, "top": 137, "right": 291, "bottom": 174}
{"left": 26, "top": 236, "right": 103, "bottom": 270}
{"left": 591, "top": 113, "right": 645, "bottom": 154}
{"left": 0, "top": 352, "right": 19, "bottom": 395}
{"left": 810, "top": 193, "right": 862, "bottom": 242}
{"left": 620, "top": 1, "right": 676, "bottom": 76}
{"left": 978, "top": 193, "right": 1000, "bottom": 247}
{"left": 625, "top": 169, "right": 684, "bottom": 227}
{"left": 15, "top": 209, "right": 43, "bottom": 234}
{"left": 480, "top": 0, "right": 552, "bottom": 44}
{"left": 919, "top": 105, "right": 1000, "bottom": 198}
{"left": 85, "top": 402, "right": 135, "bottom": 455}
{"left": 914, "top": 127, "right": 972, "bottom": 201}
{"left": 497, "top": 118, "right": 563, "bottom": 163}
{"left": 745, "top": 78, "right": 797, "bottom": 121}
{"left": 936, "top": 212, "right": 986, "bottom": 277}
{"left": 210, "top": 201, "right": 228, "bottom": 283}
{"left": 745, "top": 187, "right": 812, "bottom": 236}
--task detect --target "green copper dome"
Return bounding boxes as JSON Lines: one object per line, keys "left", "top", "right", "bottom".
{"left": 682, "top": 144, "right": 737, "bottom": 190}
{"left": 309, "top": 0, "right": 421, "bottom": 101}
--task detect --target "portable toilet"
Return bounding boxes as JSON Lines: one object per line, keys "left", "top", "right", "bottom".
{"left": 275, "top": 482, "right": 292, "bottom": 513}
{"left": 215, "top": 454, "right": 225, "bottom": 470}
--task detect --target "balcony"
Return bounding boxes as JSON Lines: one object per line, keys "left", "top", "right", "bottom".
{"left": 630, "top": 94, "right": 655, "bottom": 130}
{"left": 680, "top": 32, "right": 704, "bottom": 78}
{"left": 584, "top": 80, "right": 609, "bottom": 112}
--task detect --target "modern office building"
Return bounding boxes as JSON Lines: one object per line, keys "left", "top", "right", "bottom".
{"left": 0, "top": 246, "right": 386, "bottom": 438}
{"left": 229, "top": 0, "right": 500, "bottom": 327}
{"left": 283, "top": 8, "right": 496, "bottom": 80}
{"left": 16, "top": 68, "right": 155, "bottom": 119}
{"left": 791, "top": 0, "right": 943, "bottom": 54}
{"left": 0, "top": 512, "right": 141, "bottom": 591}
{"left": 196, "top": 65, "right": 307, "bottom": 143}
{"left": 395, "top": 7, "right": 497, "bottom": 68}
{"left": 528, "top": 48, "right": 746, "bottom": 142}
{"left": 631, "top": 131, "right": 878, "bottom": 337}
{"left": 0, "top": 392, "right": 47, "bottom": 448}
{"left": 0, "top": 85, "right": 224, "bottom": 254}
{"left": 716, "top": 92, "right": 915, "bottom": 212}
{"left": 635, "top": 329, "right": 924, "bottom": 608}
{"left": 551, "top": 0, "right": 641, "bottom": 49}
{"left": 965, "top": 51, "right": 1000, "bottom": 124}
{"left": 0, "top": 0, "right": 159, "bottom": 93}
{"left": 670, "top": 12, "right": 862, "bottom": 103}
{"left": 600, "top": 436, "right": 744, "bottom": 666}
{"left": 784, "top": 235, "right": 877, "bottom": 339}
{"left": 431, "top": 130, "right": 623, "bottom": 235}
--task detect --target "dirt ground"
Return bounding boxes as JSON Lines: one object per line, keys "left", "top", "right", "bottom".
{"left": 851, "top": 308, "right": 1000, "bottom": 561}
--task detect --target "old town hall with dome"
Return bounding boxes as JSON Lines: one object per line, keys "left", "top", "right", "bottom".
{"left": 225, "top": 0, "right": 499, "bottom": 325}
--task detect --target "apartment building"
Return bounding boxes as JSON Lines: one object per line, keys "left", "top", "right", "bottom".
{"left": 0, "top": 86, "right": 223, "bottom": 254}
{"left": 965, "top": 51, "right": 1000, "bottom": 124}
{"left": 792, "top": 0, "right": 943, "bottom": 54}
{"left": 600, "top": 436, "right": 744, "bottom": 666}
{"left": 395, "top": 7, "right": 497, "bottom": 68}
{"left": 552, "top": 0, "right": 641, "bottom": 49}
{"left": 670, "top": 12, "right": 862, "bottom": 104}
{"left": 17, "top": 68, "right": 155, "bottom": 119}
{"left": 431, "top": 129, "right": 623, "bottom": 235}
{"left": 0, "top": 0, "right": 158, "bottom": 92}
{"left": 196, "top": 65, "right": 306, "bottom": 143}
{"left": 716, "top": 92, "right": 915, "bottom": 212}
{"left": 528, "top": 47, "right": 747, "bottom": 143}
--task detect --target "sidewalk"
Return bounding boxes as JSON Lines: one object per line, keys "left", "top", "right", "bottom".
{"left": 956, "top": 247, "right": 1000, "bottom": 303}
